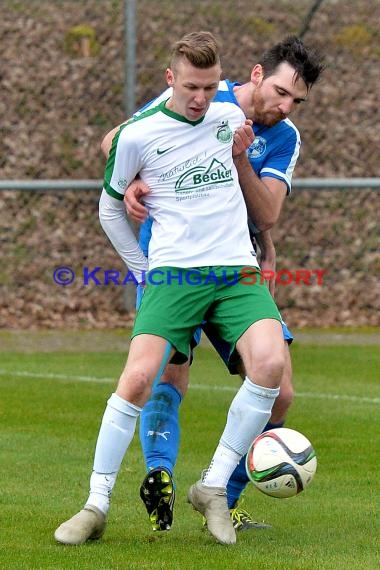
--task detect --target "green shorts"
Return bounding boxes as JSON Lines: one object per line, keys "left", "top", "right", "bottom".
{"left": 132, "top": 266, "right": 281, "bottom": 364}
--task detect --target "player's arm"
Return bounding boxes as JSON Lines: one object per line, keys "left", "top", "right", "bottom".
{"left": 101, "top": 123, "right": 150, "bottom": 223}
{"left": 124, "top": 180, "right": 150, "bottom": 223}
{"left": 99, "top": 191, "right": 148, "bottom": 283}
{"left": 233, "top": 153, "right": 287, "bottom": 231}
{"left": 247, "top": 174, "right": 289, "bottom": 294}
{"left": 255, "top": 229, "right": 276, "bottom": 296}
{"left": 237, "top": 125, "right": 300, "bottom": 231}
{"left": 100, "top": 122, "right": 128, "bottom": 158}
{"left": 99, "top": 128, "right": 148, "bottom": 283}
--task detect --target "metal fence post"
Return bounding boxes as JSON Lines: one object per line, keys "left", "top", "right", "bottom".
{"left": 123, "top": 0, "right": 138, "bottom": 314}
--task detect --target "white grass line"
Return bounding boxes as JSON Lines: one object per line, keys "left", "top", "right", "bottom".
{"left": 293, "top": 391, "right": 380, "bottom": 404}
{"left": 190, "top": 383, "right": 380, "bottom": 404}
{"left": 191, "top": 384, "right": 380, "bottom": 404}
{"left": 0, "top": 369, "right": 379, "bottom": 405}
{"left": 0, "top": 369, "right": 112, "bottom": 384}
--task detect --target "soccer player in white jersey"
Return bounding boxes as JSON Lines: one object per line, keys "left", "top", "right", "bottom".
{"left": 100, "top": 36, "right": 324, "bottom": 532}
{"left": 54, "top": 30, "right": 287, "bottom": 546}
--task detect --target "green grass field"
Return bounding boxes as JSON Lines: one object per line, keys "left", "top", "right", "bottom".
{"left": 0, "top": 330, "right": 379, "bottom": 570}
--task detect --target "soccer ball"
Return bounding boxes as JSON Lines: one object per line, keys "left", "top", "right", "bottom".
{"left": 245, "top": 428, "right": 317, "bottom": 498}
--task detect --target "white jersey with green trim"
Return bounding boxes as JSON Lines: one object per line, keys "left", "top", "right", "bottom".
{"left": 104, "top": 99, "right": 258, "bottom": 271}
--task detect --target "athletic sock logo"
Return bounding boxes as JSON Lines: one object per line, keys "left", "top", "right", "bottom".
{"left": 147, "top": 430, "right": 170, "bottom": 440}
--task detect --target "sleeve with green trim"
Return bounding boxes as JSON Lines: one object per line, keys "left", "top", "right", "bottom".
{"left": 103, "top": 124, "right": 143, "bottom": 200}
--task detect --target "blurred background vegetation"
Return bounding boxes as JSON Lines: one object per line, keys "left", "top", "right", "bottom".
{"left": 1, "top": 0, "right": 379, "bottom": 329}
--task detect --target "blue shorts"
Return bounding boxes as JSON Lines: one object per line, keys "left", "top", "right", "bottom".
{"left": 201, "top": 319, "right": 293, "bottom": 375}
{"left": 136, "top": 283, "right": 145, "bottom": 308}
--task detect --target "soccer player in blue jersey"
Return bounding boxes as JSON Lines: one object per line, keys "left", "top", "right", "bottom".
{"left": 100, "top": 36, "right": 324, "bottom": 533}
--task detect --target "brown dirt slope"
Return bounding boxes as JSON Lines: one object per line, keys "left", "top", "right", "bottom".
{"left": 0, "top": 0, "right": 379, "bottom": 329}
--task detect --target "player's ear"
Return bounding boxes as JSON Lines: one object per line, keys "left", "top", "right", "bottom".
{"left": 166, "top": 68, "right": 175, "bottom": 87}
{"left": 251, "top": 64, "right": 264, "bottom": 86}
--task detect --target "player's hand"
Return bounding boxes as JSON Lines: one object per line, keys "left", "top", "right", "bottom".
{"left": 124, "top": 179, "right": 150, "bottom": 223}
{"left": 232, "top": 119, "right": 254, "bottom": 157}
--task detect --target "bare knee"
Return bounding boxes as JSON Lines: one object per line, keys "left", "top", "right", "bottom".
{"left": 262, "top": 352, "right": 284, "bottom": 387}
{"left": 116, "top": 335, "right": 175, "bottom": 405}
{"left": 160, "top": 362, "right": 190, "bottom": 397}
{"left": 116, "top": 368, "right": 153, "bottom": 405}
{"left": 245, "top": 350, "right": 284, "bottom": 389}
{"left": 238, "top": 320, "right": 285, "bottom": 388}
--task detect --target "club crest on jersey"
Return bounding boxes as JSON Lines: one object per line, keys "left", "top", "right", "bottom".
{"left": 248, "top": 136, "right": 267, "bottom": 158}
{"left": 214, "top": 120, "right": 233, "bottom": 143}
{"left": 117, "top": 178, "right": 128, "bottom": 189}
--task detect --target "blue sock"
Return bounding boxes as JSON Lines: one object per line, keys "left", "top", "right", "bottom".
{"left": 226, "top": 420, "right": 285, "bottom": 509}
{"left": 139, "top": 382, "right": 182, "bottom": 477}
{"left": 262, "top": 420, "right": 285, "bottom": 433}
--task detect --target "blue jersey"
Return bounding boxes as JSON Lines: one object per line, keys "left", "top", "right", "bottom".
{"left": 138, "top": 79, "right": 300, "bottom": 256}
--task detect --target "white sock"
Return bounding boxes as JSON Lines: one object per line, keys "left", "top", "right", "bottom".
{"left": 202, "top": 444, "right": 241, "bottom": 488}
{"left": 203, "top": 378, "right": 279, "bottom": 488}
{"left": 86, "top": 393, "right": 141, "bottom": 514}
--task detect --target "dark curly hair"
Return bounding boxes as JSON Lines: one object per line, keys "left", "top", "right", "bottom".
{"left": 259, "top": 35, "right": 325, "bottom": 90}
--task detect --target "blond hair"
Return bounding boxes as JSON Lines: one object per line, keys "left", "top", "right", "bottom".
{"left": 170, "top": 31, "right": 221, "bottom": 71}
